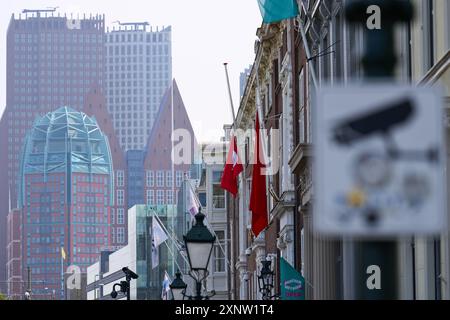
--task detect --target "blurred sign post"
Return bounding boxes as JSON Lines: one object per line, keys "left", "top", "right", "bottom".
{"left": 315, "top": 0, "right": 444, "bottom": 300}
{"left": 315, "top": 86, "right": 446, "bottom": 236}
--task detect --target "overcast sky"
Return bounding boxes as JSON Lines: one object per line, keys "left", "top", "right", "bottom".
{"left": 0, "top": 0, "right": 262, "bottom": 143}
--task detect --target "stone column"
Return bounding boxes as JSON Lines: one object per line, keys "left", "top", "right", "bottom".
{"left": 312, "top": 233, "right": 338, "bottom": 300}
{"left": 303, "top": 207, "right": 314, "bottom": 299}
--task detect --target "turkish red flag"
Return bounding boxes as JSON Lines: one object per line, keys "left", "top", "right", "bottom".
{"left": 220, "top": 135, "right": 243, "bottom": 197}
{"left": 249, "top": 113, "right": 268, "bottom": 238}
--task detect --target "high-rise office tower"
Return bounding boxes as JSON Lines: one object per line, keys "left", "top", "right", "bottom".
{"left": 0, "top": 10, "right": 105, "bottom": 293}
{"left": 17, "top": 107, "right": 114, "bottom": 300}
{"left": 106, "top": 22, "right": 172, "bottom": 151}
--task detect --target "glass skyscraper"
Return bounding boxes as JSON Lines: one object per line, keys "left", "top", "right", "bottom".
{"left": 18, "top": 106, "right": 113, "bottom": 299}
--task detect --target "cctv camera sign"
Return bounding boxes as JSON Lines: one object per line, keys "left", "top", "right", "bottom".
{"left": 314, "top": 85, "right": 447, "bottom": 236}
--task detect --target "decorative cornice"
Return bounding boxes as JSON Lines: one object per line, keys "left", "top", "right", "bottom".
{"left": 288, "top": 143, "right": 312, "bottom": 174}
{"left": 236, "top": 23, "right": 286, "bottom": 131}
{"left": 270, "top": 190, "right": 296, "bottom": 220}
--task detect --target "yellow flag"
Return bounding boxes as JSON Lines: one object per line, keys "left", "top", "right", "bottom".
{"left": 61, "top": 247, "right": 66, "bottom": 260}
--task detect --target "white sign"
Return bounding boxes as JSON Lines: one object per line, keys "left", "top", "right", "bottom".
{"left": 314, "top": 85, "right": 446, "bottom": 236}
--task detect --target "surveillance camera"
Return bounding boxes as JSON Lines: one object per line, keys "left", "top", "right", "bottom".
{"left": 245, "top": 247, "right": 252, "bottom": 256}
{"left": 119, "top": 281, "right": 129, "bottom": 293}
{"left": 332, "top": 98, "right": 414, "bottom": 146}
{"left": 110, "top": 290, "right": 118, "bottom": 299}
{"left": 122, "top": 267, "right": 139, "bottom": 279}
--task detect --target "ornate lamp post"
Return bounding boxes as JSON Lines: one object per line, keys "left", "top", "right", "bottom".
{"left": 183, "top": 208, "right": 216, "bottom": 300}
{"left": 258, "top": 259, "right": 276, "bottom": 300}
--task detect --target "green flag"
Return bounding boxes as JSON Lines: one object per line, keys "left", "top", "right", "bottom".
{"left": 280, "top": 257, "right": 305, "bottom": 300}
{"left": 257, "top": 0, "right": 299, "bottom": 24}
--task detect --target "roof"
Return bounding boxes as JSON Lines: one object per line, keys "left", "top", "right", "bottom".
{"left": 20, "top": 106, "right": 113, "bottom": 175}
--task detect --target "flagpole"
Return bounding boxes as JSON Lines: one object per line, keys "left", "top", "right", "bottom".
{"left": 223, "top": 63, "right": 236, "bottom": 125}
{"left": 152, "top": 210, "right": 190, "bottom": 266}
{"left": 223, "top": 62, "right": 244, "bottom": 299}
{"left": 152, "top": 210, "right": 184, "bottom": 252}
{"left": 163, "top": 241, "right": 195, "bottom": 297}
{"left": 152, "top": 212, "right": 196, "bottom": 296}
{"left": 254, "top": 57, "right": 269, "bottom": 239}
{"left": 60, "top": 251, "right": 64, "bottom": 300}
{"left": 170, "top": 78, "right": 176, "bottom": 278}
{"left": 295, "top": 1, "right": 319, "bottom": 91}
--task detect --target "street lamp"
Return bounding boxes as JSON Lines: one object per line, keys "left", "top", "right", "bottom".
{"left": 258, "top": 259, "right": 276, "bottom": 300}
{"left": 183, "top": 208, "right": 216, "bottom": 300}
{"left": 169, "top": 270, "right": 187, "bottom": 300}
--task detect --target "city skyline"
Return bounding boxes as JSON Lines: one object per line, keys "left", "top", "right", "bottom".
{"left": 0, "top": 0, "right": 263, "bottom": 143}
{"left": 1, "top": 0, "right": 449, "bottom": 304}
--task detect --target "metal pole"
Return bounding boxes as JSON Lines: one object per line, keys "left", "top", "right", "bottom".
{"left": 196, "top": 280, "right": 202, "bottom": 300}
{"left": 222, "top": 63, "right": 237, "bottom": 299}
{"left": 344, "top": 0, "right": 413, "bottom": 300}
{"left": 126, "top": 276, "right": 131, "bottom": 301}
{"left": 295, "top": 17, "right": 319, "bottom": 91}
{"left": 223, "top": 63, "right": 236, "bottom": 126}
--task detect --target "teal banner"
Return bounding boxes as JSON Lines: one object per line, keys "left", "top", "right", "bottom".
{"left": 280, "top": 257, "right": 305, "bottom": 300}
{"left": 257, "top": 0, "right": 299, "bottom": 24}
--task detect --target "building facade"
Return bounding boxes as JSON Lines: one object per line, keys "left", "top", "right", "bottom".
{"left": 196, "top": 142, "right": 230, "bottom": 299}
{"left": 83, "top": 85, "right": 129, "bottom": 250}
{"left": 106, "top": 23, "right": 172, "bottom": 151}
{"left": 229, "top": 0, "right": 450, "bottom": 301}
{"left": 17, "top": 107, "right": 114, "bottom": 300}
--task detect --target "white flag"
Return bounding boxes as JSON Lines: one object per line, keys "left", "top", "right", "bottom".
{"left": 152, "top": 216, "right": 168, "bottom": 247}
{"left": 187, "top": 183, "right": 200, "bottom": 217}
{"left": 151, "top": 239, "right": 159, "bottom": 269}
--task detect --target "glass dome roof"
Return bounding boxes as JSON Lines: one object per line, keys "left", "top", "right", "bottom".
{"left": 19, "top": 106, "right": 113, "bottom": 176}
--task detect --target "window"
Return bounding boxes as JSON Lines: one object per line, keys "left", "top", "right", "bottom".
{"left": 176, "top": 171, "right": 183, "bottom": 187}
{"left": 212, "top": 171, "right": 225, "bottom": 209}
{"left": 111, "top": 208, "right": 115, "bottom": 225}
{"left": 198, "top": 192, "right": 206, "bottom": 207}
{"left": 117, "top": 208, "right": 124, "bottom": 225}
{"left": 156, "top": 171, "right": 164, "bottom": 187}
{"left": 166, "top": 190, "right": 173, "bottom": 204}
{"left": 146, "top": 190, "right": 154, "bottom": 205}
{"left": 166, "top": 170, "right": 172, "bottom": 187}
{"left": 117, "top": 227, "right": 125, "bottom": 244}
{"left": 298, "top": 68, "right": 306, "bottom": 144}
{"left": 117, "top": 190, "right": 124, "bottom": 206}
{"left": 214, "top": 231, "right": 225, "bottom": 272}
{"left": 146, "top": 170, "right": 154, "bottom": 187}
{"left": 116, "top": 170, "right": 124, "bottom": 187}
{"left": 157, "top": 190, "right": 164, "bottom": 205}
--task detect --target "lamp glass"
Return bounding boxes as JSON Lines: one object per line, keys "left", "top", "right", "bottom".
{"left": 186, "top": 242, "right": 214, "bottom": 270}
{"left": 171, "top": 287, "right": 185, "bottom": 301}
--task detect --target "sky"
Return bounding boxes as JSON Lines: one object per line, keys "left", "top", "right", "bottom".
{"left": 0, "top": 0, "right": 262, "bottom": 143}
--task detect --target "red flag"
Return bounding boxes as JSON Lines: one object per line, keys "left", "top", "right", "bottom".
{"left": 220, "top": 135, "right": 243, "bottom": 197}
{"left": 249, "top": 112, "right": 268, "bottom": 238}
